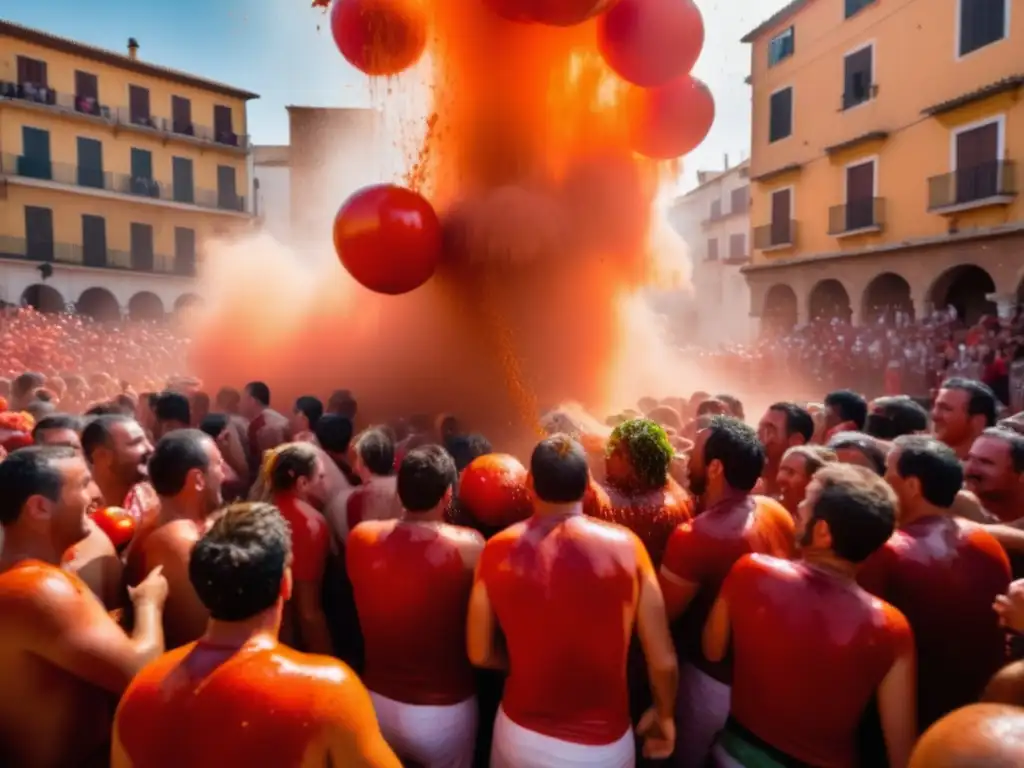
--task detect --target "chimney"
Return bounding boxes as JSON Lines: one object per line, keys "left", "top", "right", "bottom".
{"left": 127, "top": 38, "right": 139, "bottom": 60}
{"left": 724, "top": 153, "right": 730, "bottom": 170}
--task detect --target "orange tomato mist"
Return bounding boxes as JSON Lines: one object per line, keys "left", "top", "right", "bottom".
{"left": 190, "top": 0, "right": 702, "bottom": 449}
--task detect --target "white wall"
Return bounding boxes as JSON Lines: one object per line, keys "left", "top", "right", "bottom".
{"left": 253, "top": 163, "right": 291, "bottom": 245}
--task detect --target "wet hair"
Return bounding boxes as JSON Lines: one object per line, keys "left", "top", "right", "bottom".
{"left": 398, "top": 445, "right": 457, "bottom": 512}
{"left": 314, "top": 414, "right": 354, "bottom": 454}
{"left": 703, "top": 416, "right": 765, "bottom": 492}
{"left": 327, "top": 389, "right": 357, "bottom": 419}
{"left": 808, "top": 464, "right": 896, "bottom": 563}
{"left": 198, "top": 413, "right": 230, "bottom": 441}
{"left": 715, "top": 394, "right": 745, "bottom": 420}
{"left": 244, "top": 381, "right": 271, "bottom": 408}
{"left": 530, "top": 433, "right": 590, "bottom": 503}
{"left": 892, "top": 435, "right": 963, "bottom": 508}
{"left": 866, "top": 396, "right": 930, "bottom": 440}
{"left": 148, "top": 429, "right": 212, "bottom": 497}
{"left": 608, "top": 418, "right": 673, "bottom": 490}
{"left": 81, "top": 414, "right": 136, "bottom": 463}
{"left": 294, "top": 396, "right": 324, "bottom": 429}
{"left": 12, "top": 372, "right": 45, "bottom": 400}
{"left": 32, "top": 414, "right": 83, "bottom": 442}
{"left": 266, "top": 442, "right": 319, "bottom": 493}
{"left": 445, "top": 433, "right": 493, "bottom": 473}
{"left": 783, "top": 444, "right": 838, "bottom": 476}
{"left": 825, "top": 390, "right": 868, "bottom": 431}
{"left": 189, "top": 502, "right": 290, "bottom": 622}
{"left": 84, "top": 400, "right": 125, "bottom": 417}
{"left": 978, "top": 427, "right": 1024, "bottom": 473}
{"left": 0, "top": 446, "right": 77, "bottom": 526}
{"left": 154, "top": 391, "right": 191, "bottom": 426}
{"left": 827, "top": 431, "right": 888, "bottom": 476}
{"left": 354, "top": 428, "right": 395, "bottom": 476}
{"left": 768, "top": 402, "right": 815, "bottom": 443}
{"left": 940, "top": 377, "right": 998, "bottom": 427}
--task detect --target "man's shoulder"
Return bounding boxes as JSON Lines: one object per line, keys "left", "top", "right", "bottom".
{"left": 0, "top": 560, "right": 94, "bottom": 627}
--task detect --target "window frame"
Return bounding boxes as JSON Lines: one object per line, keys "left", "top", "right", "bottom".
{"left": 769, "top": 85, "right": 795, "bottom": 143}
{"left": 955, "top": 0, "right": 1010, "bottom": 60}
{"left": 768, "top": 26, "right": 796, "bottom": 67}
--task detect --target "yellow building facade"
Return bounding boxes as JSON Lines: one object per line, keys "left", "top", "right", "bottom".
{"left": 0, "top": 20, "right": 257, "bottom": 318}
{"left": 741, "top": 0, "right": 1022, "bottom": 328}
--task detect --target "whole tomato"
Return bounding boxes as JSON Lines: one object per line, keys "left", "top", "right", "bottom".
{"left": 91, "top": 506, "right": 136, "bottom": 551}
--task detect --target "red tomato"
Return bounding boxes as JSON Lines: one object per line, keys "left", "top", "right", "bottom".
{"left": 484, "top": 0, "right": 618, "bottom": 26}
{"left": 459, "top": 453, "right": 532, "bottom": 529}
{"left": 332, "top": 184, "right": 442, "bottom": 296}
{"left": 330, "top": 0, "right": 429, "bottom": 77}
{"left": 91, "top": 506, "right": 136, "bottom": 550}
{"left": 597, "top": 0, "right": 704, "bottom": 86}
{"left": 628, "top": 74, "right": 715, "bottom": 160}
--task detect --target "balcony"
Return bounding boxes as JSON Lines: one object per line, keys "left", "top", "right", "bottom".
{"left": 928, "top": 160, "right": 1016, "bottom": 214}
{"left": 0, "top": 80, "right": 249, "bottom": 152}
{"left": 0, "top": 235, "right": 189, "bottom": 275}
{"left": 841, "top": 83, "right": 878, "bottom": 111}
{"left": 828, "top": 198, "right": 885, "bottom": 237}
{"left": 0, "top": 154, "right": 248, "bottom": 214}
{"left": 753, "top": 220, "right": 797, "bottom": 251}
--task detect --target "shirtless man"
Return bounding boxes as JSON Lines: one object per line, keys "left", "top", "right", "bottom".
{"left": 659, "top": 416, "right": 795, "bottom": 768}
{"left": 703, "top": 464, "right": 916, "bottom": 768}
{"left": 348, "top": 445, "right": 484, "bottom": 767}
{"left": 965, "top": 427, "right": 1024, "bottom": 524}
{"left": 125, "top": 430, "right": 226, "bottom": 649}
{"left": 0, "top": 447, "right": 167, "bottom": 768}
{"left": 860, "top": 435, "right": 1010, "bottom": 730}
{"left": 32, "top": 414, "right": 83, "bottom": 451}
{"left": 328, "top": 428, "right": 402, "bottom": 546}
{"left": 775, "top": 445, "right": 837, "bottom": 516}
{"left": 240, "top": 381, "right": 290, "bottom": 472}
{"left": 932, "top": 377, "right": 998, "bottom": 460}
{"left": 756, "top": 402, "right": 814, "bottom": 497}
{"left": 81, "top": 414, "right": 156, "bottom": 526}
{"left": 908, "top": 704, "right": 1024, "bottom": 766}
{"left": 112, "top": 502, "right": 400, "bottom": 768}
{"left": 469, "top": 434, "right": 678, "bottom": 767}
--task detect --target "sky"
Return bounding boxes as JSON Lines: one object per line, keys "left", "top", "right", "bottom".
{"left": 6, "top": 0, "right": 793, "bottom": 191}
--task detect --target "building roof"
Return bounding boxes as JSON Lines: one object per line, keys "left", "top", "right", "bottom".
{"left": 741, "top": 0, "right": 809, "bottom": 43}
{"left": 679, "top": 158, "right": 751, "bottom": 199}
{"left": 254, "top": 145, "right": 290, "bottom": 166}
{"left": 0, "top": 19, "right": 259, "bottom": 100}
{"left": 921, "top": 75, "right": 1024, "bottom": 117}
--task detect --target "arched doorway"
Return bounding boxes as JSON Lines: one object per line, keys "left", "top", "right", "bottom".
{"left": 21, "top": 284, "right": 66, "bottom": 313}
{"left": 862, "top": 272, "right": 914, "bottom": 324}
{"left": 762, "top": 284, "right": 798, "bottom": 334}
{"left": 128, "top": 291, "right": 165, "bottom": 321}
{"left": 174, "top": 293, "right": 203, "bottom": 312}
{"left": 929, "top": 265, "right": 996, "bottom": 325}
{"left": 809, "top": 279, "right": 852, "bottom": 323}
{"left": 77, "top": 287, "right": 121, "bottom": 322}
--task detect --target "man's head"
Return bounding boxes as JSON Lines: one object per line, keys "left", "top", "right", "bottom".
{"left": 327, "top": 389, "right": 357, "bottom": 420}
{"left": 777, "top": 445, "right": 838, "bottom": 515}
{"left": 932, "top": 377, "right": 998, "bottom": 450}
{"left": 445, "top": 433, "right": 493, "bottom": 473}
{"left": 398, "top": 445, "right": 458, "bottom": 513}
{"left": 32, "top": 414, "right": 84, "bottom": 453}
{"left": 265, "top": 442, "right": 327, "bottom": 507}
{"left": 964, "top": 427, "right": 1024, "bottom": 510}
{"left": 81, "top": 414, "right": 153, "bottom": 489}
{"left": 241, "top": 381, "right": 270, "bottom": 420}
{"left": 908, "top": 703, "right": 1024, "bottom": 768}
{"left": 153, "top": 391, "right": 192, "bottom": 438}
{"left": 292, "top": 395, "right": 324, "bottom": 437}
{"left": 148, "top": 429, "right": 224, "bottom": 513}
{"left": 690, "top": 416, "right": 765, "bottom": 499}
{"left": 313, "top": 414, "right": 354, "bottom": 458}
{"left": 605, "top": 418, "right": 673, "bottom": 492}
{"left": 866, "top": 395, "right": 930, "bottom": 440}
{"left": 11, "top": 372, "right": 45, "bottom": 409}
{"left": 353, "top": 428, "right": 395, "bottom": 481}
{"left": 824, "top": 389, "right": 868, "bottom": 435}
{"left": 796, "top": 463, "right": 896, "bottom": 563}
{"left": 885, "top": 435, "right": 963, "bottom": 519}
{"left": 827, "top": 431, "right": 888, "bottom": 475}
{"left": 0, "top": 446, "right": 97, "bottom": 552}
{"left": 189, "top": 502, "right": 292, "bottom": 623}
{"left": 715, "top": 394, "right": 745, "bottom": 420}
{"left": 529, "top": 433, "right": 590, "bottom": 505}
{"left": 214, "top": 387, "right": 242, "bottom": 415}
{"left": 758, "top": 402, "right": 814, "bottom": 463}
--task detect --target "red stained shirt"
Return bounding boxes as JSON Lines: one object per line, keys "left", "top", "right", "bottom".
{"left": 274, "top": 493, "right": 329, "bottom": 584}
{"left": 724, "top": 554, "right": 913, "bottom": 768}
{"left": 478, "top": 514, "right": 653, "bottom": 745}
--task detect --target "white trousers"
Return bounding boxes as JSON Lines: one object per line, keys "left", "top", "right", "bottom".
{"left": 673, "top": 663, "right": 731, "bottom": 768}
{"left": 369, "top": 692, "right": 477, "bottom": 768}
{"left": 490, "top": 706, "right": 635, "bottom": 768}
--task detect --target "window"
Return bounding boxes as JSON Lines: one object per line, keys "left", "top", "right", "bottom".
{"left": 214, "top": 105, "right": 236, "bottom": 145}
{"left": 845, "top": 160, "right": 876, "bottom": 229}
{"left": 768, "top": 27, "right": 795, "bottom": 67}
{"left": 130, "top": 223, "right": 155, "bottom": 271}
{"left": 25, "top": 206, "right": 54, "bottom": 262}
{"left": 128, "top": 85, "right": 150, "bottom": 125}
{"left": 172, "top": 96, "right": 193, "bottom": 135}
{"left": 174, "top": 227, "right": 197, "bottom": 276}
{"left": 130, "top": 148, "right": 157, "bottom": 197}
{"left": 74, "top": 71, "right": 100, "bottom": 116}
{"left": 729, "top": 233, "right": 747, "bottom": 260}
{"left": 172, "top": 157, "right": 195, "bottom": 204}
{"left": 710, "top": 199, "right": 722, "bottom": 219}
{"left": 19, "top": 126, "right": 51, "bottom": 180}
{"left": 954, "top": 120, "right": 1001, "bottom": 202}
{"left": 707, "top": 238, "right": 719, "bottom": 261}
{"left": 217, "top": 165, "right": 239, "bottom": 210}
{"left": 845, "top": 0, "right": 876, "bottom": 18}
{"left": 730, "top": 186, "right": 749, "bottom": 214}
{"left": 769, "top": 88, "right": 793, "bottom": 142}
{"left": 770, "top": 188, "right": 792, "bottom": 245}
{"left": 959, "top": 0, "right": 1007, "bottom": 57}
{"left": 16, "top": 56, "right": 47, "bottom": 87}
{"left": 82, "top": 215, "right": 107, "bottom": 268}
{"left": 76, "top": 137, "right": 104, "bottom": 189}
{"left": 842, "top": 45, "right": 874, "bottom": 110}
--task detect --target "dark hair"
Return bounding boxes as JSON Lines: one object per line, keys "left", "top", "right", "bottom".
{"left": 267, "top": 442, "right": 319, "bottom": 492}
{"left": 979, "top": 427, "right": 1024, "bottom": 473}
{"left": 892, "top": 435, "right": 963, "bottom": 508}
{"left": 244, "top": 381, "right": 271, "bottom": 407}
{"left": 314, "top": 414, "right": 354, "bottom": 454}
{"left": 445, "top": 433, "right": 493, "bottom": 473}
{"left": 32, "top": 414, "right": 83, "bottom": 441}
{"left": 827, "top": 431, "right": 887, "bottom": 476}
{"left": 825, "top": 390, "right": 868, "bottom": 431}
{"left": 703, "top": 416, "right": 765, "bottom": 492}
{"left": 327, "top": 389, "right": 357, "bottom": 419}
{"left": 940, "top": 377, "right": 998, "bottom": 427}
{"left": 189, "top": 502, "right": 290, "bottom": 622}
{"left": 808, "top": 464, "right": 896, "bottom": 563}
{"left": 81, "top": 414, "right": 136, "bottom": 462}
{"left": 0, "top": 446, "right": 77, "bottom": 526}
{"left": 12, "top": 372, "right": 44, "bottom": 399}
{"left": 715, "top": 393, "right": 745, "bottom": 420}
{"left": 866, "top": 396, "right": 930, "bottom": 440}
{"left": 784, "top": 445, "right": 837, "bottom": 476}
{"left": 199, "top": 413, "right": 230, "bottom": 440}
{"left": 85, "top": 400, "right": 128, "bottom": 417}
{"left": 398, "top": 445, "right": 457, "bottom": 512}
{"left": 355, "top": 428, "right": 395, "bottom": 476}
{"left": 294, "top": 396, "right": 324, "bottom": 429}
{"left": 148, "top": 429, "right": 212, "bottom": 497}
{"left": 530, "top": 433, "right": 590, "bottom": 503}
{"left": 768, "top": 402, "right": 815, "bottom": 443}
{"left": 154, "top": 391, "right": 191, "bottom": 425}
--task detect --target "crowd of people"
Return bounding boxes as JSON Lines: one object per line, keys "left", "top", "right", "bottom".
{"left": 4, "top": 305, "right": 1024, "bottom": 766}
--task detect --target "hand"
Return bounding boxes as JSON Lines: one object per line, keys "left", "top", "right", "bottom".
{"left": 636, "top": 707, "right": 675, "bottom": 760}
{"left": 128, "top": 565, "right": 168, "bottom": 609}
{"left": 994, "top": 579, "right": 1024, "bottom": 634}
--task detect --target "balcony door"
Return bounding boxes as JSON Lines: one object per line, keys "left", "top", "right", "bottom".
{"left": 77, "top": 137, "right": 104, "bottom": 189}
{"left": 845, "top": 160, "right": 875, "bottom": 230}
{"left": 130, "top": 223, "right": 155, "bottom": 271}
{"left": 25, "top": 206, "right": 55, "bottom": 262}
{"left": 955, "top": 121, "right": 1000, "bottom": 203}
{"left": 174, "top": 227, "right": 197, "bottom": 276}
{"left": 770, "top": 188, "right": 792, "bottom": 245}
{"left": 129, "top": 85, "right": 151, "bottom": 125}
{"left": 19, "top": 126, "right": 51, "bottom": 180}
{"left": 217, "top": 165, "right": 238, "bottom": 210}
{"left": 82, "top": 215, "right": 108, "bottom": 268}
